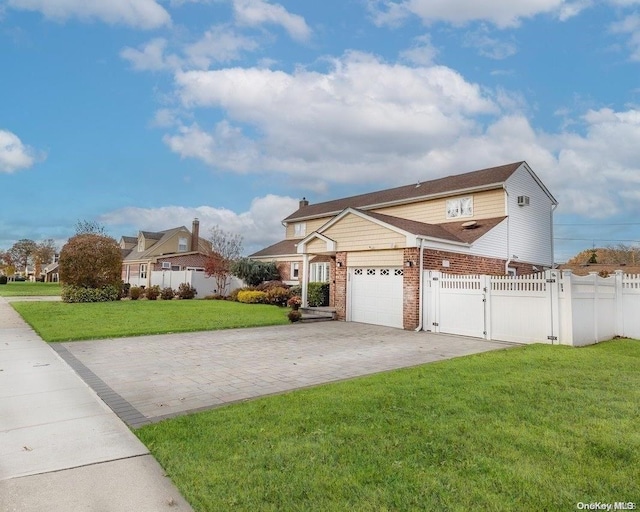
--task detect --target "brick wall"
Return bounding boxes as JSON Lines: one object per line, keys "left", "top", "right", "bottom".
{"left": 422, "top": 250, "right": 506, "bottom": 275}
{"left": 153, "top": 253, "right": 209, "bottom": 271}
{"left": 403, "top": 248, "right": 420, "bottom": 330}
{"left": 334, "top": 252, "right": 347, "bottom": 320}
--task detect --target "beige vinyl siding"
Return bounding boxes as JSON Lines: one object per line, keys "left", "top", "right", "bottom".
{"left": 347, "top": 249, "right": 404, "bottom": 267}
{"left": 373, "top": 189, "right": 505, "bottom": 224}
{"left": 307, "top": 237, "right": 330, "bottom": 254}
{"left": 285, "top": 218, "right": 330, "bottom": 239}
{"left": 322, "top": 213, "right": 406, "bottom": 252}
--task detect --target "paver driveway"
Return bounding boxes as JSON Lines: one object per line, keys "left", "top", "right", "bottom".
{"left": 54, "top": 322, "right": 516, "bottom": 427}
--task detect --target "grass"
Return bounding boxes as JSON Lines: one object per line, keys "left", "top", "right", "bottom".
{"left": 11, "top": 300, "right": 290, "bottom": 341}
{"left": 0, "top": 281, "right": 61, "bottom": 296}
{"left": 137, "top": 340, "right": 640, "bottom": 512}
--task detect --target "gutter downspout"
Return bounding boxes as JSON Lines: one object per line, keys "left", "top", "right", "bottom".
{"left": 415, "top": 238, "right": 425, "bottom": 332}
{"left": 550, "top": 202, "right": 558, "bottom": 268}
{"left": 504, "top": 185, "right": 511, "bottom": 275}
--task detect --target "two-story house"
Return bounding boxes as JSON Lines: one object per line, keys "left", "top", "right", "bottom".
{"left": 250, "top": 162, "right": 557, "bottom": 330}
{"left": 121, "top": 218, "right": 212, "bottom": 288}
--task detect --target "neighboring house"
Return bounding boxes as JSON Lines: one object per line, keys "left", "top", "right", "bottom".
{"left": 121, "top": 218, "right": 212, "bottom": 288}
{"left": 42, "top": 253, "right": 60, "bottom": 282}
{"left": 250, "top": 161, "right": 557, "bottom": 330}
{"left": 557, "top": 263, "right": 640, "bottom": 276}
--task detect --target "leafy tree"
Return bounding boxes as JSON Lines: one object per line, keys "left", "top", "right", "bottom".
{"left": 59, "top": 233, "right": 122, "bottom": 301}
{"left": 9, "top": 239, "right": 37, "bottom": 274}
{"left": 33, "top": 239, "right": 57, "bottom": 277}
{"left": 75, "top": 219, "right": 107, "bottom": 235}
{"left": 205, "top": 226, "right": 243, "bottom": 295}
{"left": 231, "top": 258, "right": 280, "bottom": 287}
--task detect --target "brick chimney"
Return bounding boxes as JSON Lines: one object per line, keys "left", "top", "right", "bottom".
{"left": 191, "top": 218, "right": 200, "bottom": 251}
{"left": 299, "top": 197, "right": 309, "bottom": 208}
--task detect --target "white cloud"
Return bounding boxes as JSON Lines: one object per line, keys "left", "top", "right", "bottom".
{"left": 463, "top": 26, "right": 518, "bottom": 59}
{"left": 400, "top": 34, "right": 438, "bottom": 65}
{"left": 169, "top": 51, "right": 498, "bottom": 183}
{"left": 233, "top": 0, "right": 311, "bottom": 42}
{"left": 610, "top": 13, "right": 640, "bottom": 61}
{"left": 120, "top": 38, "right": 180, "bottom": 71}
{"left": 100, "top": 194, "right": 299, "bottom": 253}
{"left": 184, "top": 25, "right": 260, "bottom": 68}
{"left": 7, "top": 0, "right": 171, "bottom": 29}
{"left": 369, "top": 0, "right": 569, "bottom": 28}
{"left": 0, "top": 130, "right": 38, "bottom": 173}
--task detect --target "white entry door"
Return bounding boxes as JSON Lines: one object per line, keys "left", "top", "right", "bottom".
{"left": 348, "top": 267, "right": 404, "bottom": 328}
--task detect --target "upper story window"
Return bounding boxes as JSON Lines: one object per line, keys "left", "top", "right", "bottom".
{"left": 446, "top": 196, "right": 473, "bottom": 219}
{"left": 294, "top": 223, "right": 306, "bottom": 237}
{"left": 178, "top": 237, "right": 188, "bottom": 252}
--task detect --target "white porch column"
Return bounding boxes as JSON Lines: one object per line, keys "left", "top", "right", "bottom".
{"left": 301, "top": 253, "right": 310, "bottom": 308}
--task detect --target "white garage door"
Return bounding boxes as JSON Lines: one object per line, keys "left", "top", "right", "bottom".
{"left": 348, "top": 267, "right": 404, "bottom": 328}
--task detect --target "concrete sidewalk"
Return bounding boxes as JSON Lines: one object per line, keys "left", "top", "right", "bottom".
{"left": 0, "top": 297, "right": 192, "bottom": 511}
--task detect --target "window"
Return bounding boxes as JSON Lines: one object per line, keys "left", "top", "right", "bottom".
{"left": 178, "top": 237, "right": 188, "bottom": 252}
{"left": 291, "top": 262, "right": 300, "bottom": 279}
{"left": 294, "top": 223, "right": 306, "bottom": 237}
{"left": 310, "top": 262, "right": 330, "bottom": 283}
{"left": 446, "top": 196, "right": 473, "bottom": 219}
{"left": 140, "top": 264, "right": 147, "bottom": 279}
{"left": 171, "top": 265, "right": 181, "bottom": 271}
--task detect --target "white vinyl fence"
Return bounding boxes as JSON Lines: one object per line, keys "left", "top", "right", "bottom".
{"left": 423, "top": 270, "right": 640, "bottom": 346}
{"left": 145, "top": 270, "right": 243, "bottom": 297}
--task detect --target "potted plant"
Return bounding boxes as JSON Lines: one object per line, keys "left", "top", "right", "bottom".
{"left": 287, "top": 295, "right": 302, "bottom": 310}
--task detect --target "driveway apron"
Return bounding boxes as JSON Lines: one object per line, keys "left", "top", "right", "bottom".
{"left": 55, "top": 321, "right": 516, "bottom": 426}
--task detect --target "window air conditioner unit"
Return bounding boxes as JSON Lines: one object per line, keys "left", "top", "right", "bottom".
{"left": 161, "top": 262, "right": 171, "bottom": 270}
{"left": 517, "top": 195, "right": 530, "bottom": 206}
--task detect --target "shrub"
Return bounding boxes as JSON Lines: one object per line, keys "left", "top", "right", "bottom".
{"left": 289, "top": 285, "right": 301, "bottom": 297}
{"left": 265, "top": 286, "right": 290, "bottom": 306}
{"left": 130, "top": 286, "right": 143, "bottom": 300}
{"left": 237, "top": 290, "right": 268, "bottom": 304}
{"left": 229, "top": 287, "right": 254, "bottom": 302}
{"left": 0, "top": 275, "right": 7, "bottom": 285}
{"left": 256, "top": 280, "right": 288, "bottom": 291}
{"left": 160, "top": 287, "right": 175, "bottom": 300}
{"left": 59, "top": 233, "right": 122, "bottom": 290}
{"left": 231, "top": 258, "right": 280, "bottom": 286}
{"left": 61, "top": 284, "right": 121, "bottom": 303}
{"left": 177, "top": 283, "right": 197, "bottom": 299}
{"left": 288, "top": 295, "right": 302, "bottom": 309}
{"left": 288, "top": 310, "right": 302, "bottom": 323}
{"left": 121, "top": 282, "right": 131, "bottom": 299}
{"left": 307, "top": 282, "right": 330, "bottom": 307}
{"left": 204, "top": 294, "right": 225, "bottom": 300}
{"left": 146, "top": 285, "right": 161, "bottom": 300}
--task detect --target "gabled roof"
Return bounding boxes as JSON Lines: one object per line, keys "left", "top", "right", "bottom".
{"left": 121, "top": 236, "right": 137, "bottom": 244}
{"left": 249, "top": 239, "right": 301, "bottom": 258}
{"left": 140, "top": 231, "right": 165, "bottom": 240}
{"left": 284, "top": 162, "right": 523, "bottom": 223}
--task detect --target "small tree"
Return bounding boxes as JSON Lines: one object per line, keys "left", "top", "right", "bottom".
{"left": 58, "top": 233, "right": 122, "bottom": 302}
{"left": 33, "top": 239, "right": 56, "bottom": 278}
{"left": 205, "top": 226, "right": 243, "bottom": 295}
{"left": 9, "top": 239, "right": 37, "bottom": 275}
{"left": 231, "top": 258, "right": 280, "bottom": 287}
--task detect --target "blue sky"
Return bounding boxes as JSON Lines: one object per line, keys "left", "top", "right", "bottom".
{"left": 2, "top": 0, "right": 640, "bottom": 261}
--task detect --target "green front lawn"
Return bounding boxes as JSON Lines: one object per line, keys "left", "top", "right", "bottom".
{"left": 0, "top": 281, "right": 61, "bottom": 296}
{"left": 137, "top": 340, "right": 640, "bottom": 512}
{"left": 11, "top": 300, "right": 290, "bottom": 341}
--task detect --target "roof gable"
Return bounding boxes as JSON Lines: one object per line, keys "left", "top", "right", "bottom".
{"left": 284, "top": 161, "right": 523, "bottom": 222}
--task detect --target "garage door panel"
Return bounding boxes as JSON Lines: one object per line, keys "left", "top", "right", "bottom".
{"left": 349, "top": 267, "right": 403, "bottom": 329}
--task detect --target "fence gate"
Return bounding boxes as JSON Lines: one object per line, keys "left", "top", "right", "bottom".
{"left": 426, "top": 272, "right": 487, "bottom": 338}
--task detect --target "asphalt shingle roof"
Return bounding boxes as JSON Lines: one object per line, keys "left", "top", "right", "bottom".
{"left": 284, "top": 162, "right": 523, "bottom": 222}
